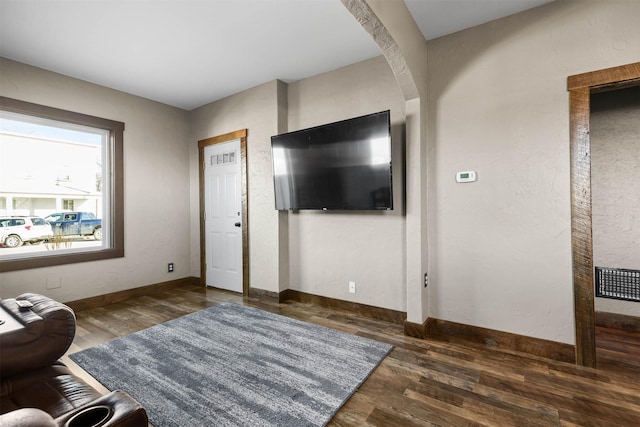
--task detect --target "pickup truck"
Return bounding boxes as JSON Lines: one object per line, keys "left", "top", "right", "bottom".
{"left": 46, "top": 212, "right": 102, "bottom": 240}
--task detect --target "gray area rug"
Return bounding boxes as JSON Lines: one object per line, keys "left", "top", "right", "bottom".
{"left": 70, "top": 302, "right": 393, "bottom": 427}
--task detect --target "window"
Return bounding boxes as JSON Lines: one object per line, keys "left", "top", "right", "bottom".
{"left": 0, "top": 97, "right": 124, "bottom": 272}
{"left": 62, "top": 200, "right": 75, "bottom": 211}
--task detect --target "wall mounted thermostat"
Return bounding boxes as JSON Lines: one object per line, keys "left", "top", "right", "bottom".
{"left": 456, "top": 171, "right": 477, "bottom": 183}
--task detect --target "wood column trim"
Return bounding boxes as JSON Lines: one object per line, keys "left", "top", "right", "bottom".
{"left": 567, "top": 62, "right": 640, "bottom": 91}
{"left": 567, "top": 62, "right": 640, "bottom": 368}
{"left": 404, "top": 319, "right": 428, "bottom": 339}
{"left": 569, "top": 86, "right": 596, "bottom": 367}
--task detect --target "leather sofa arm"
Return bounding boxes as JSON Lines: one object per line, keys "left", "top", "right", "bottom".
{"left": 0, "top": 408, "right": 58, "bottom": 427}
{"left": 56, "top": 390, "right": 148, "bottom": 427}
{"left": 0, "top": 293, "right": 76, "bottom": 377}
{"left": 0, "top": 392, "right": 148, "bottom": 427}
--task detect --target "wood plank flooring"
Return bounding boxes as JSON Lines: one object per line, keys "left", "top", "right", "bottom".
{"left": 62, "top": 285, "right": 640, "bottom": 427}
{"left": 596, "top": 325, "right": 640, "bottom": 375}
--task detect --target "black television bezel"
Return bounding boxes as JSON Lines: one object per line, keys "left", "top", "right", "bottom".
{"left": 270, "top": 110, "right": 393, "bottom": 211}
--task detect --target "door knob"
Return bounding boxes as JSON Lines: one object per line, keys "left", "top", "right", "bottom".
{"left": 234, "top": 222, "right": 241, "bottom": 227}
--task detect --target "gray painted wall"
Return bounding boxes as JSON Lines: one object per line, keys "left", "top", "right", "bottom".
{"left": 592, "top": 87, "right": 640, "bottom": 316}
{"left": 2, "top": 0, "right": 638, "bottom": 345}
{"left": 0, "top": 58, "right": 191, "bottom": 301}
{"left": 425, "top": 0, "right": 639, "bottom": 343}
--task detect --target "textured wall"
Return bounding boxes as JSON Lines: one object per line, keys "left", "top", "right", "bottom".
{"left": 3, "top": 0, "right": 638, "bottom": 341}
{"left": 426, "top": 0, "right": 640, "bottom": 344}
{"left": 0, "top": 58, "right": 191, "bottom": 302}
{"left": 357, "top": 0, "right": 430, "bottom": 323}
{"left": 591, "top": 86, "right": 640, "bottom": 316}
{"left": 189, "top": 81, "right": 281, "bottom": 293}
{"left": 286, "top": 56, "right": 407, "bottom": 311}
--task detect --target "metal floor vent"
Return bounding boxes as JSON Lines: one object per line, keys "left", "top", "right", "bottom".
{"left": 595, "top": 267, "right": 640, "bottom": 302}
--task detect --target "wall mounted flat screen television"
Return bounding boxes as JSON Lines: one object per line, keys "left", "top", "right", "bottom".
{"left": 271, "top": 110, "right": 393, "bottom": 211}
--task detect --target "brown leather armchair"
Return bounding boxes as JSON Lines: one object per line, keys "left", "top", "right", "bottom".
{"left": 0, "top": 293, "right": 148, "bottom": 427}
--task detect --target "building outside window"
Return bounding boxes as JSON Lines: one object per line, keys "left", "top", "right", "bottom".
{"left": 62, "top": 199, "right": 75, "bottom": 211}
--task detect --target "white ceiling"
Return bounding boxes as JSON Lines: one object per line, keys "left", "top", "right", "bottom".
{"left": 0, "top": 0, "right": 553, "bottom": 111}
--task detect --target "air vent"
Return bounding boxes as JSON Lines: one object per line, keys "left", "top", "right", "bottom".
{"left": 595, "top": 267, "right": 640, "bottom": 302}
{"left": 210, "top": 151, "right": 236, "bottom": 166}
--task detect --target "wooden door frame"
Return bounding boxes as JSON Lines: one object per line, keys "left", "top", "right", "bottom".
{"left": 567, "top": 62, "right": 640, "bottom": 367}
{"left": 198, "top": 129, "right": 249, "bottom": 296}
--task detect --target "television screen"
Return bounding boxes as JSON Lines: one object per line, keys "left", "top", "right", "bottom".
{"left": 271, "top": 110, "right": 392, "bottom": 211}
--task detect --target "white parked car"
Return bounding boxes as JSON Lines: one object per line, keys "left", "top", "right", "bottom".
{"left": 0, "top": 216, "right": 53, "bottom": 248}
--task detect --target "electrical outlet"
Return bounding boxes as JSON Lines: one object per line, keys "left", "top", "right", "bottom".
{"left": 348, "top": 281, "right": 356, "bottom": 293}
{"left": 424, "top": 273, "right": 428, "bottom": 288}
{"left": 168, "top": 263, "right": 174, "bottom": 273}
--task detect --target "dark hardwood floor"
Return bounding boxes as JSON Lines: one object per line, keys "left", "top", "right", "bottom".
{"left": 596, "top": 325, "right": 640, "bottom": 375}
{"left": 62, "top": 284, "right": 640, "bottom": 427}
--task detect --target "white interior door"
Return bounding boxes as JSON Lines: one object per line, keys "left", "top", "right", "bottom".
{"left": 204, "top": 140, "right": 242, "bottom": 293}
